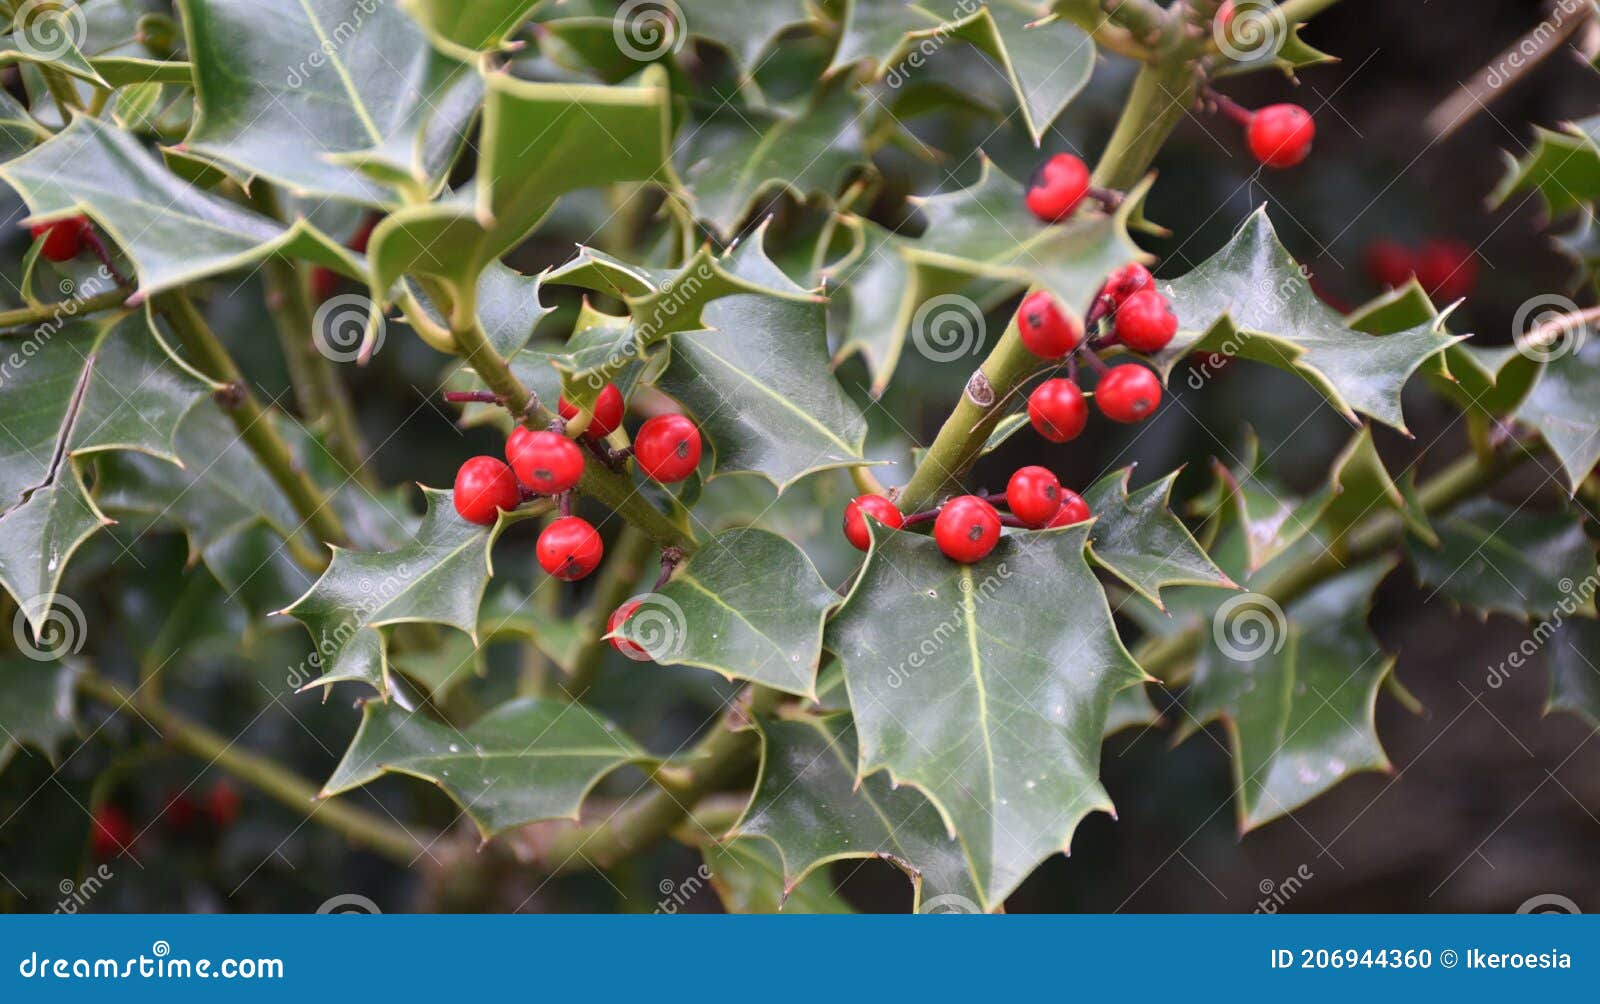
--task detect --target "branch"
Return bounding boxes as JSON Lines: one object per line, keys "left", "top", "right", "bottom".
{"left": 78, "top": 671, "right": 429, "bottom": 864}
{"left": 0, "top": 288, "right": 129, "bottom": 333}
{"left": 155, "top": 291, "right": 350, "bottom": 547}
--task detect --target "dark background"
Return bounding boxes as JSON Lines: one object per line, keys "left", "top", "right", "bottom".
{"left": 3, "top": 0, "right": 1598, "bottom": 914}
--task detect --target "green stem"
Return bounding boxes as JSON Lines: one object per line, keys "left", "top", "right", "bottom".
{"left": 451, "top": 317, "right": 698, "bottom": 550}
{"left": 0, "top": 288, "right": 128, "bottom": 332}
{"left": 78, "top": 672, "right": 428, "bottom": 864}
{"left": 155, "top": 291, "right": 349, "bottom": 547}
{"left": 564, "top": 526, "right": 654, "bottom": 700}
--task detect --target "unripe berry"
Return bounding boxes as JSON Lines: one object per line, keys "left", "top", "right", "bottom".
{"left": 1025, "top": 153, "right": 1091, "bottom": 222}
{"left": 1017, "top": 291, "right": 1082, "bottom": 359}
{"left": 30, "top": 216, "right": 89, "bottom": 262}
{"left": 1105, "top": 262, "right": 1154, "bottom": 308}
{"left": 934, "top": 496, "right": 1002, "bottom": 563}
{"left": 1114, "top": 289, "right": 1178, "bottom": 353}
{"left": 608, "top": 599, "right": 650, "bottom": 661}
{"left": 1247, "top": 104, "right": 1315, "bottom": 168}
{"left": 1047, "top": 490, "right": 1092, "bottom": 527}
{"left": 1027, "top": 378, "right": 1088, "bottom": 443}
{"left": 1006, "top": 466, "right": 1062, "bottom": 528}
{"left": 843, "top": 494, "right": 905, "bottom": 551}
{"left": 558, "top": 383, "right": 626, "bottom": 438}
{"left": 453, "top": 456, "right": 521, "bottom": 525}
{"left": 537, "top": 516, "right": 604, "bottom": 581}
{"left": 635, "top": 414, "right": 702, "bottom": 483}
{"left": 1096, "top": 364, "right": 1163, "bottom": 423}
{"left": 1364, "top": 240, "right": 1415, "bottom": 290}
{"left": 506, "top": 428, "right": 585, "bottom": 494}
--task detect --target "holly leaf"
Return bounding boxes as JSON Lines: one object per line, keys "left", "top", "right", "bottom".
{"left": 1547, "top": 617, "right": 1600, "bottom": 729}
{"left": 1408, "top": 499, "right": 1597, "bottom": 622}
{"left": 177, "top": 0, "right": 481, "bottom": 202}
{"left": 678, "top": 75, "right": 867, "bottom": 237}
{"left": 0, "top": 311, "right": 211, "bottom": 634}
{"left": 677, "top": 0, "right": 816, "bottom": 72}
{"left": 1175, "top": 552, "right": 1401, "bottom": 831}
{"left": 1154, "top": 209, "right": 1462, "bottom": 433}
{"left": 1, "top": 9, "right": 109, "bottom": 88}
{"left": 732, "top": 713, "right": 987, "bottom": 913}
{"left": 400, "top": 0, "right": 540, "bottom": 56}
{"left": 322, "top": 696, "right": 649, "bottom": 837}
{"left": 0, "top": 659, "right": 83, "bottom": 774}
{"left": 829, "top": 0, "right": 939, "bottom": 75}
{"left": 281, "top": 488, "right": 513, "bottom": 694}
{"left": 702, "top": 838, "right": 855, "bottom": 914}
{"left": 614, "top": 529, "right": 835, "bottom": 698}
{"left": 1492, "top": 119, "right": 1600, "bottom": 219}
{"left": 1510, "top": 338, "right": 1600, "bottom": 492}
{"left": 824, "top": 524, "right": 1148, "bottom": 909}
{"left": 0, "top": 116, "right": 357, "bottom": 297}
{"left": 652, "top": 233, "right": 870, "bottom": 491}
{"left": 1082, "top": 467, "right": 1236, "bottom": 607}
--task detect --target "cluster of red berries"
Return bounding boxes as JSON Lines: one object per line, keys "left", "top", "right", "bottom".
{"left": 28, "top": 215, "right": 94, "bottom": 263}
{"left": 90, "top": 782, "right": 241, "bottom": 859}
{"left": 1365, "top": 238, "right": 1477, "bottom": 302}
{"left": 843, "top": 465, "right": 1091, "bottom": 565}
{"left": 451, "top": 384, "right": 702, "bottom": 582}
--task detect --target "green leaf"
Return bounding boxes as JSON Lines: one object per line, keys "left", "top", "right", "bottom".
{"left": 824, "top": 524, "right": 1148, "bottom": 909}
{"left": 282, "top": 489, "right": 509, "bottom": 694}
{"left": 733, "top": 713, "right": 987, "bottom": 913}
{"left": 0, "top": 116, "right": 356, "bottom": 297}
{"left": 615, "top": 529, "right": 835, "bottom": 698}
{"left": 400, "top": 0, "right": 539, "bottom": 56}
{"left": 0, "top": 311, "right": 211, "bottom": 634}
{"left": 829, "top": 0, "right": 939, "bottom": 75}
{"left": 1546, "top": 617, "right": 1600, "bottom": 729}
{"left": 1082, "top": 467, "right": 1236, "bottom": 607}
{"left": 1408, "top": 499, "right": 1597, "bottom": 621}
{"left": 1511, "top": 338, "right": 1600, "bottom": 492}
{"left": 652, "top": 234, "right": 870, "bottom": 490}
{"left": 1, "top": 7, "right": 109, "bottom": 87}
{"left": 1155, "top": 209, "right": 1461, "bottom": 432}
{"left": 1176, "top": 554, "right": 1401, "bottom": 831}
{"left": 678, "top": 75, "right": 867, "bottom": 237}
{"left": 1492, "top": 119, "right": 1600, "bottom": 219}
{"left": 701, "top": 838, "right": 855, "bottom": 914}
{"left": 0, "top": 659, "right": 82, "bottom": 774}
{"left": 322, "top": 696, "right": 648, "bottom": 837}
{"left": 677, "top": 0, "right": 815, "bottom": 72}
{"left": 177, "top": 0, "right": 481, "bottom": 202}
{"left": 0, "top": 88, "right": 48, "bottom": 160}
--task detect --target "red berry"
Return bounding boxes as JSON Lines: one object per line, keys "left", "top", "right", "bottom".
{"left": 30, "top": 216, "right": 88, "bottom": 262}
{"left": 206, "top": 781, "right": 241, "bottom": 828}
{"left": 309, "top": 266, "right": 338, "bottom": 301}
{"left": 843, "top": 494, "right": 905, "bottom": 551}
{"left": 1114, "top": 289, "right": 1178, "bottom": 353}
{"left": 349, "top": 213, "right": 379, "bottom": 255}
{"left": 162, "top": 790, "right": 198, "bottom": 832}
{"left": 1025, "top": 153, "right": 1091, "bottom": 222}
{"left": 453, "top": 456, "right": 521, "bottom": 525}
{"left": 1247, "top": 104, "right": 1315, "bottom": 168}
{"left": 635, "top": 414, "right": 701, "bottom": 483}
{"left": 537, "top": 516, "right": 604, "bottom": 581}
{"left": 90, "top": 805, "right": 134, "bottom": 859}
{"left": 1047, "top": 490, "right": 1092, "bottom": 527}
{"left": 1415, "top": 239, "right": 1477, "bottom": 302}
{"left": 934, "top": 496, "right": 1002, "bottom": 563}
{"left": 1017, "top": 291, "right": 1083, "bottom": 359}
{"left": 506, "top": 428, "right": 585, "bottom": 494}
{"left": 1364, "top": 240, "right": 1415, "bottom": 290}
{"left": 608, "top": 599, "right": 651, "bottom": 661}
{"left": 1096, "top": 364, "right": 1163, "bottom": 423}
{"left": 558, "top": 383, "right": 626, "bottom": 438}
{"left": 1027, "top": 378, "right": 1089, "bottom": 443}
{"left": 1217, "top": 0, "right": 1237, "bottom": 32}
{"left": 1105, "top": 262, "right": 1154, "bottom": 308}
{"left": 1006, "top": 466, "right": 1062, "bottom": 528}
